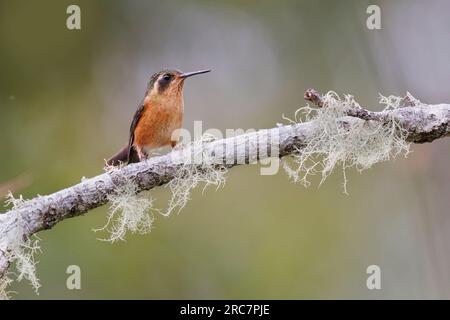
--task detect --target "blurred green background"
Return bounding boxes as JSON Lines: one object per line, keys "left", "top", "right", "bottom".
{"left": 1, "top": 0, "right": 450, "bottom": 299}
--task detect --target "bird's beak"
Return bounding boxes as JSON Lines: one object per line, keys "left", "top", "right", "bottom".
{"left": 179, "top": 69, "right": 211, "bottom": 79}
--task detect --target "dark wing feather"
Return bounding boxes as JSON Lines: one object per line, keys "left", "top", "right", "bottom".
{"left": 127, "top": 103, "right": 145, "bottom": 163}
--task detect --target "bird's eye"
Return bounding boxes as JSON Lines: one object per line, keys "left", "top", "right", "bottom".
{"left": 158, "top": 73, "right": 173, "bottom": 91}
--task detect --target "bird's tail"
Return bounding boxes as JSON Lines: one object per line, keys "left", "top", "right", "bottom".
{"left": 106, "top": 145, "right": 129, "bottom": 166}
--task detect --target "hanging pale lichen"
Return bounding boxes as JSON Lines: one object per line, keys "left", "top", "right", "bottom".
{"left": 96, "top": 134, "right": 227, "bottom": 242}
{"left": 282, "top": 91, "right": 410, "bottom": 193}
{"left": 94, "top": 167, "right": 155, "bottom": 242}
{"left": 0, "top": 193, "right": 41, "bottom": 299}
{"left": 163, "top": 134, "right": 227, "bottom": 216}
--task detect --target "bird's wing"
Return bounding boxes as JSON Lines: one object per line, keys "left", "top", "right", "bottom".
{"left": 127, "top": 103, "right": 145, "bottom": 163}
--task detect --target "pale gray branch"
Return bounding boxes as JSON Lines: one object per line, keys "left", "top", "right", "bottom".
{"left": 1, "top": 92, "right": 449, "bottom": 278}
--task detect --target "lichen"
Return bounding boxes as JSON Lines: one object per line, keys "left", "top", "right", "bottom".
{"left": 94, "top": 167, "right": 154, "bottom": 242}
{"left": 0, "top": 193, "right": 41, "bottom": 299}
{"left": 163, "top": 134, "right": 227, "bottom": 216}
{"left": 282, "top": 91, "right": 410, "bottom": 193}
{"left": 96, "top": 134, "right": 227, "bottom": 242}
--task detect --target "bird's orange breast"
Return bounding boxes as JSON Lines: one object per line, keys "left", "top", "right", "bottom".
{"left": 133, "top": 97, "right": 183, "bottom": 149}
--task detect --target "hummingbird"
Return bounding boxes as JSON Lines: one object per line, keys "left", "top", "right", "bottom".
{"left": 107, "top": 68, "right": 211, "bottom": 166}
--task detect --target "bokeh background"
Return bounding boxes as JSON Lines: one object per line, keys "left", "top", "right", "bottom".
{"left": 1, "top": 0, "right": 450, "bottom": 299}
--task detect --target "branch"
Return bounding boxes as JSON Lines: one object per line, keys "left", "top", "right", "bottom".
{"left": 1, "top": 90, "right": 449, "bottom": 286}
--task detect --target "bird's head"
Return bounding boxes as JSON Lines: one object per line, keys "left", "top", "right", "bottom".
{"left": 145, "top": 69, "right": 210, "bottom": 104}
